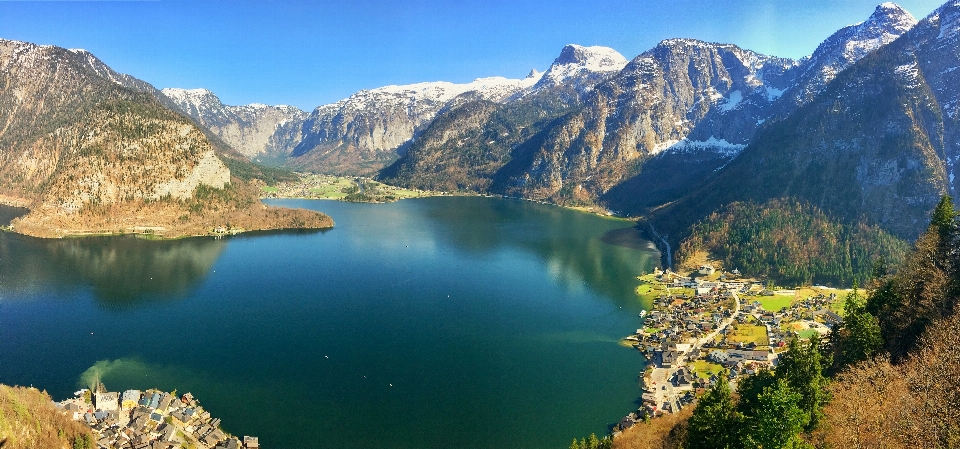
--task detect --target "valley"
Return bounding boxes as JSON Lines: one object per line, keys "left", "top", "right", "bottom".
{"left": 3, "top": 0, "right": 960, "bottom": 448}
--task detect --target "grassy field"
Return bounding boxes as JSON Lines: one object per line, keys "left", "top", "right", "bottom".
{"left": 691, "top": 360, "right": 724, "bottom": 379}
{"left": 265, "top": 174, "right": 435, "bottom": 201}
{"left": 726, "top": 324, "right": 769, "bottom": 346}
{"left": 757, "top": 296, "right": 794, "bottom": 311}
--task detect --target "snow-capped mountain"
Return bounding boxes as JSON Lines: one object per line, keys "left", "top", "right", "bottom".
{"left": 774, "top": 2, "right": 918, "bottom": 112}
{"left": 289, "top": 72, "right": 545, "bottom": 175}
{"left": 487, "top": 38, "right": 802, "bottom": 201}
{"left": 161, "top": 88, "right": 308, "bottom": 160}
{"left": 525, "top": 44, "right": 627, "bottom": 96}
{"left": 288, "top": 44, "right": 635, "bottom": 175}
{"left": 651, "top": 0, "right": 960, "bottom": 242}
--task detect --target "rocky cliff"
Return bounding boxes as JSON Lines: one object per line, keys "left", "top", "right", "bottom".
{"left": 489, "top": 39, "right": 800, "bottom": 203}
{"left": 161, "top": 87, "right": 308, "bottom": 161}
{"left": 653, "top": 0, "right": 960, "bottom": 242}
{"left": 0, "top": 39, "right": 331, "bottom": 237}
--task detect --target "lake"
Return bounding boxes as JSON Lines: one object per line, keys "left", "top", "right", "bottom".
{"left": 0, "top": 197, "right": 660, "bottom": 448}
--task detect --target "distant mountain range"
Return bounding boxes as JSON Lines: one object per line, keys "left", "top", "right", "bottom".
{"left": 4, "top": 0, "right": 958, "bottom": 262}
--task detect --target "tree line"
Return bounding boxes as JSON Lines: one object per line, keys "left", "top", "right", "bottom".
{"left": 678, "top": 198, "right": 910, "bottom": 287}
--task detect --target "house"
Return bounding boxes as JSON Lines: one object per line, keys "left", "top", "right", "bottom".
{"left": 94, "top": 392, "right": 119, "bottom": 412}
{"left": 672, "top": 368, "right": 694, "bottom": 388}
{"left": 728, "top": 349, "right": 775, "bottom": 362}
{"left": 122, "top": 390, "right": 141, "bottom": 410}
{"left": 708, "top": 349, "right": 729, "bottom": 363}
{"left": 662, "top": 350, "right": 682, "bottom": 368}
{"left": 698, "top": 264, "right": 715, "bottom": 276}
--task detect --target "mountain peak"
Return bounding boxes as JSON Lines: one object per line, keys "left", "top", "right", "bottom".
{"left": 865, "top": 2, "right": 917, "bottom": 31}
{"left": 526, "top": 68, "right": 541, "bottom": 79}
{"left": 553, "top": 44, "right": 627, "bottom": 69}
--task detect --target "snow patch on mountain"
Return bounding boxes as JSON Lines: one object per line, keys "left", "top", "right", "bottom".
{"left": 656, "top": 136, "right": 747, "bottom": 157}
{"left": 528, "top": 44, "right": 627, "bottom": 94}
{"left": 806, "top": 3, "right": 917, "bottom": 86}
{"left": 720, "top": 90, "right": 743, "bottom": 111}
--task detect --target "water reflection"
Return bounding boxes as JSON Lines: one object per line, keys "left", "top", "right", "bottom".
{"left": 0, "top": 233, "right": 226, "bottom": 306}
{"left": 420, "top": 197, "right": 660, "bottom": 304}
{"left": 0, "top": 205, "right": 29, "bottom": 226}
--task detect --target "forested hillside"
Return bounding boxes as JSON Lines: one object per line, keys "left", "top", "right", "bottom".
{"left": 677, "top": 199, "right": 910, "bottom": 286}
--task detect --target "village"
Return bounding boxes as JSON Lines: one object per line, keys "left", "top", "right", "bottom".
{"left": 259, "top": 173, "right": 430, "bottom": 202}
{"left": 55, "top": 384, "right": 259, "bottom": 449}
{"left": 614, "top": 263, "right": 849, "bottom": 434}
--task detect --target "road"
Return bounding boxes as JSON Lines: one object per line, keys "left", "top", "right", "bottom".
{"left": 645, "top": 292, "right": 742, "bottom": 412}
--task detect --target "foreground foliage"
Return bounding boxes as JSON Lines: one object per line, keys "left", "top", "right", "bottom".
{"left": 0, "top": 385, "right": 92, "bottom": 449}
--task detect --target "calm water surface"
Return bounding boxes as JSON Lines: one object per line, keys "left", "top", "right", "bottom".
{"left": 0, "top": 197, "right": 659, "bottom": 448}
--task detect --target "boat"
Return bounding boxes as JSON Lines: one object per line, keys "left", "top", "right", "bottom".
{"left": 639, "top": 310, "right": 647, "bottom": 317}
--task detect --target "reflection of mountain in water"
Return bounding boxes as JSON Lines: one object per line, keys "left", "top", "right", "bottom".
{"left": 0, "top": 205, "right": 29, "bottom": 226}
{"left": 422, "top": 197, "right": 659, "bottom": 303}
{"left": 0, "top": 233, "right": 226, "bottom": 306}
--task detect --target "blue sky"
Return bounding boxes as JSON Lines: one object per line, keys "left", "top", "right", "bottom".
{"left": 0, "top": 0, "right": 944, "bottom": 110}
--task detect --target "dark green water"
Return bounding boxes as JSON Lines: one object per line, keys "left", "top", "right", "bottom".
{"left": 0, "top": 197, "right": 659, "bottom": 448}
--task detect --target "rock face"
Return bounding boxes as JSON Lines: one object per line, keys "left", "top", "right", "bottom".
{"left": 604, "top": 3, "right": 917, "bottom": 214}
{"left": 653, "top": 0, "right": 960, "bottom": 241}
{"left": 161, "top": 88, "right": 308, "bottom": 161}
{"left": 153, "top": 150, "right": 231, "bottom": 200}
{"left": 289, "top": 74, "right": 544, "bottom": 175}
{"left": 489, "top": 39, "right": 801, "bottom": 202}
{"left": 0, "top": 39, "right": 230, "bottom": 211}
{"left": 0, "top": 39, "right": 331, "bottom": 237}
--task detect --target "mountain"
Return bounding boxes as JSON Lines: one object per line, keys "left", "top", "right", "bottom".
{"left": 288, "top": 74, "right": 542, "bottom": 175}
{"left": 291, "top": 45, "right": 627, "bottom": 176}
{"left": 377, "top": 45, "right": 628, "bottom": 190}
{"left": 653, "top": 0, "right": 960, "bottom": 244}
{"left": 161, "top": 88, "right": 308, "bottom": 162}
{"left": 488, "top": 39, "right": 800, "bottom": 204}
{"left": 0, "top": 39, "right": 331, "bottom": 237}
{"left": 771, "top": 2, "right": 918, "bottom": 115}
{"left": 525, "top": 44, "right": 628, "bottom": 99}
{"left": 603, "top": 4, "right": 917, "bottom": 214}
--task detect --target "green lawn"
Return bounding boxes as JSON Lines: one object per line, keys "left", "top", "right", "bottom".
{"left": 797, "top": 329, "right": 821, "bottom": 339}
{"left": 691, "top": 360, "right": 724, "bottom": 379}
{"left": 260, "top": 186, "right": 278, "bottom": 193}
{"left": 758, "top": 296, "right": 793, "bottom": 311}
{"left": 727, "top": 324, "right": 770, "bottom": 346}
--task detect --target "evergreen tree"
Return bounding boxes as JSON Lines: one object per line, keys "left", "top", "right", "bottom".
{"left": 687, "top": 374, "right": 741, "bottom": 449}
{"left": 930, "top": 195, "right": 956, "bottom": 241}
{"left": 774, "top": 337, "right": 828, "bottom": 430}
{"left": 736, "top": 369, "right": 777, "bottom": 416}
{"left": 833, "top": 289, "right": 883, "bottom": 369}
{"left": 742, "top": 379, "right": 809, "bottom": 449}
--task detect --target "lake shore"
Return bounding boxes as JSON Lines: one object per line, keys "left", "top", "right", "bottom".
{"left": 0, "top": 189, "right": 334, "bottom": 240}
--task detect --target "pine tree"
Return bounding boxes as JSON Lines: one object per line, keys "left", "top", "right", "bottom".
{"left": 687, "top": 374, "right": 741, "bottom": 449}
{"left": 774, "top": 337, "right": 827, "bottom": 430}
{"left": 834, "top": 289, "right": 883, "bottom": 369}
{"left": 742, "top": 379, "right": 809, "bottom": 449}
